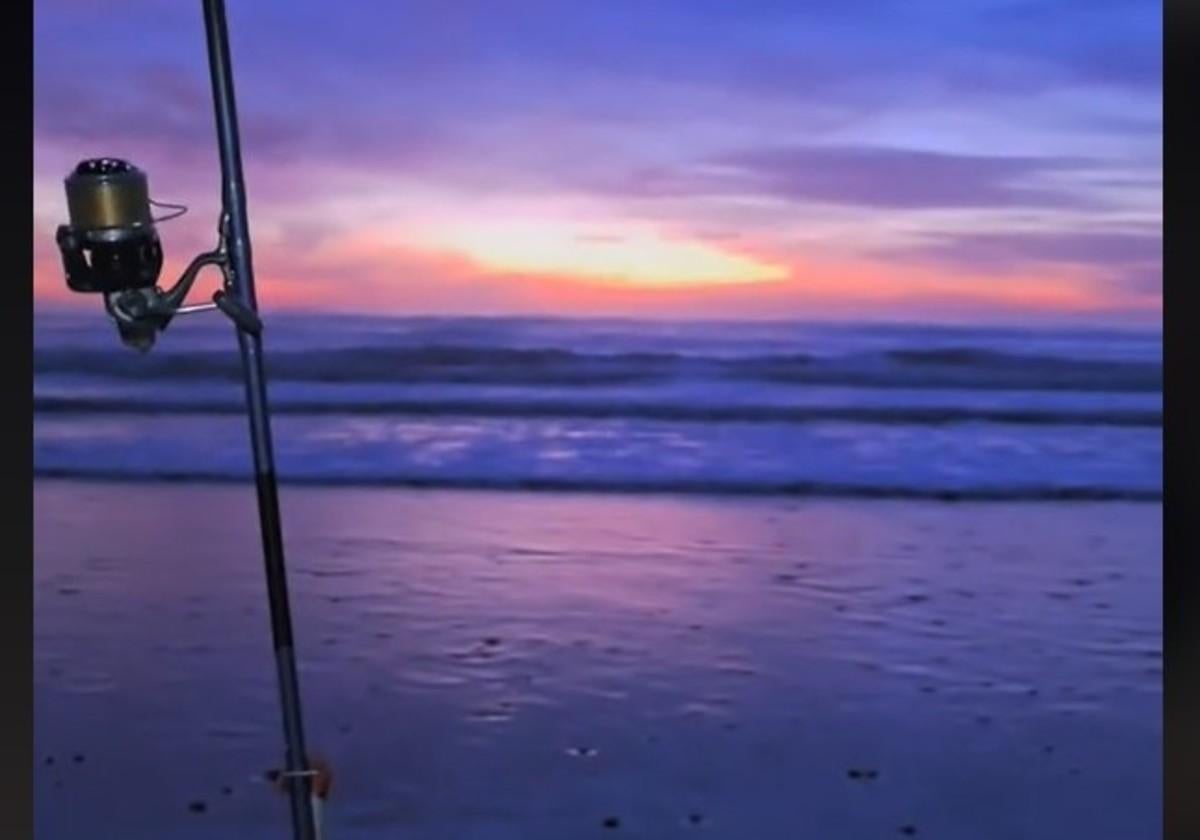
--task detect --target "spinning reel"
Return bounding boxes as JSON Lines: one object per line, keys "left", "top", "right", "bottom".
{"left": 55, "top": 157, "right": 260, "bottom": 351}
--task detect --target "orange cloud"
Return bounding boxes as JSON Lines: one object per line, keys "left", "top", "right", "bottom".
{"left": 404, "top": 218, "right": 788, "bottom": 288}
{"left": 33, "top": 221, "right": 1157, "bottom": 326}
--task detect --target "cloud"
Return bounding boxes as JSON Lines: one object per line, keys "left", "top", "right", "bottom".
{"left": 35, "top": 68, "right": 312, "bottom": 164}
{"left": 871, "top": 228, "right": 1161, "bottom": 305}
{"left": 602, "top": 146, "right": 1102, "bottom": 211}
{"left": 1111, "top": 262, "right": 1162, "bottom": 295}
{"left": 880, "top": 228, "right": 1160, "bottom": 269}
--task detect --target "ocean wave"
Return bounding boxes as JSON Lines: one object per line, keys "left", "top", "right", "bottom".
{"left": 32, "top": 395, "right": 1163, "bottom": 427}
{"left": 34, "top": 315, "right": 1162, "bottom": 500}
{"left": 33, "top": 344, "right": 1162, "bottom": 392}
{"left": 31, "top": 467, "right": 1162, "bottom": 501}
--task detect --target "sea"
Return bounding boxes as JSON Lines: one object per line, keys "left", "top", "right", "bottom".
{"left": 33, "top": 310, "right": 1163, "bottom": 500}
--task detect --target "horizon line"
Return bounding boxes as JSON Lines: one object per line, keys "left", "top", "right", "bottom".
{"left": 32, "top": 299, "right": 1163, "bottom": 336}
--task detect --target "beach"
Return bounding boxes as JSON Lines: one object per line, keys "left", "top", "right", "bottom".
{"left": 34, "top": 480, "right": 1161, "bottom": 839}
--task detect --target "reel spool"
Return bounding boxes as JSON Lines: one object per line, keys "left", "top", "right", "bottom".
{"left": 57, "top": 158, "right": 165, "bottom": 294}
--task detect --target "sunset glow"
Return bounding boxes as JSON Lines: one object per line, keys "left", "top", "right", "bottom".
{"left": 415, "top": 219, "right": 789, "bottom": 287}
{"left": 33, "top": 0, "right": 1161, "bottom": 324}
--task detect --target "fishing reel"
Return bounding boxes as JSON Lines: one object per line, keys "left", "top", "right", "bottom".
{"left": 55, "top": 157, "right": 258, "bottom": 351}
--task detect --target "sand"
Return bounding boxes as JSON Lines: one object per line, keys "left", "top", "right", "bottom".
{"left": 34, "top": 480, "right": 1161, "bottom": 839}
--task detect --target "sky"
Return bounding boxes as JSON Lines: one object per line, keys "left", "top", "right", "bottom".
{"left": 33, "top": 0, "right": 1161, "bottom": 325}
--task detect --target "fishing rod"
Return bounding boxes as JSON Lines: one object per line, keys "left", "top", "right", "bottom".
{"left": 53, "top": 1, "right": 322, "bottom": 837}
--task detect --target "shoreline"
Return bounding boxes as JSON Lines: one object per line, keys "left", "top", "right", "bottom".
{"left": 31, "top": 473, "right": 1163, "bottom": 502}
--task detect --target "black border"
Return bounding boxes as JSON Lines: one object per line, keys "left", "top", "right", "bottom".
{"left": 6, "top": 0, "right": 33, "bottom": 835}
{"left": 1164, "top": 1, "right": 1197, "bottom": 838}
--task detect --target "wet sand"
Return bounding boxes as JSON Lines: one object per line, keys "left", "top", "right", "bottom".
{"left": 34, "top": 480, "right": 1161, "bottom": 839}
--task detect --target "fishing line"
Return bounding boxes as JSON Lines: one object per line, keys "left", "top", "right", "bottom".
{"left": 149, "top": 198, "right": 189, "bottom": 223}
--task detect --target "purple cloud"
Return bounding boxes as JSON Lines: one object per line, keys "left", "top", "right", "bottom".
{"left": 874, "top": 229, "right": 1161, "bottom": 296}
{"left": 886, "top": 230, "right": 1160, "bottom": 266}
{"left": 595, "top": 146, "right": 1104, "bottom": 211}
{"left": 1112, "top": 262, "right": 1163, "bottom": 295}
{"left": 35, "top": 68, "right": 312, "bottom": 164}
